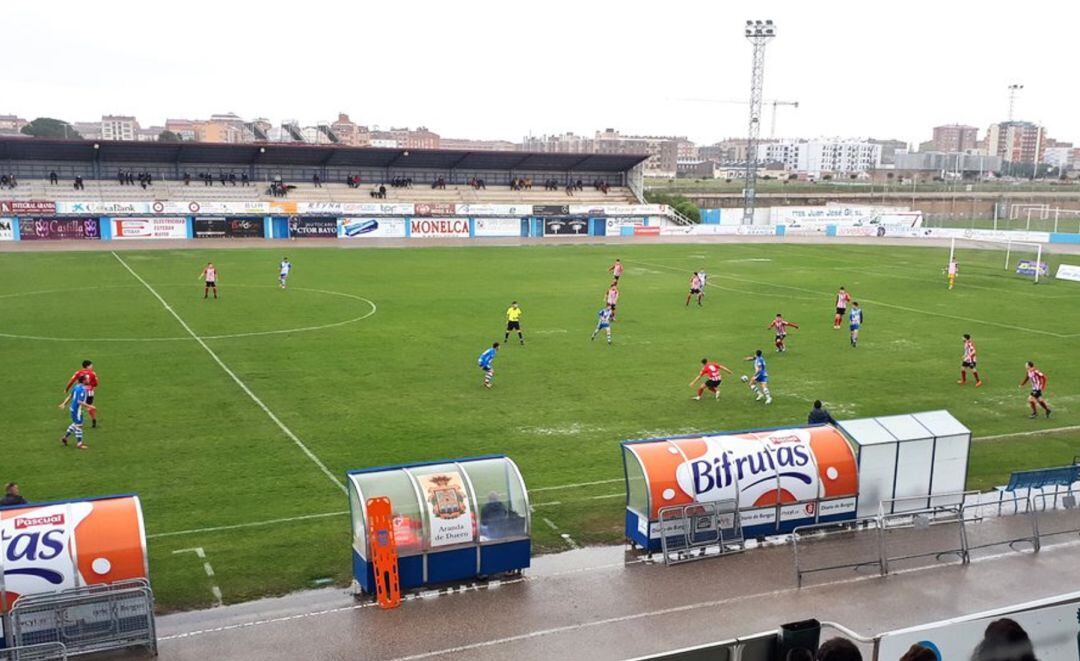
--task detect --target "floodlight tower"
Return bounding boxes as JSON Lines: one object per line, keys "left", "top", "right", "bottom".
{"left": 742, "top": 19, "right": 776, "bottom": 225}
{"left": 1007, "top": 83, "right": 1023, "bottom": 121}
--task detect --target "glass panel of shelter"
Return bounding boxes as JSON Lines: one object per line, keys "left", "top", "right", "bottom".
{"left": 352, "top": 470, "right": 427, "bottom": 556}
{"left": 460, "top": 458, "right": 528, "bottom": 542}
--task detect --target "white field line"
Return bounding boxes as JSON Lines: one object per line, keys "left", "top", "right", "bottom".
{"left": 540, "top": 517, "right": 579, "bottom": 549}
{"left": 976, "top": 425, "right": 1080, "bottom": 442}
{"left": 111, "top": 252, "right": 346, "bottom": 494}
{"left": 386, "top": 539, "right": 1080, "bottom": 661}
{"left": 172, "top": 547, "right": 223, "bottom": 608}
{"left": 148, "top": 511, "right": 350, "bottom": 539}
{"left": 531, "top": 478, "right": 623, "bottom": 492}
{"left": 630, "top": 259, "right": 1070, "bottom": 338}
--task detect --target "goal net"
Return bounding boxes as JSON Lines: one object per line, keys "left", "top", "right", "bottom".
{"left": 947, "top": 237, "right": 1047, "bottom": 284}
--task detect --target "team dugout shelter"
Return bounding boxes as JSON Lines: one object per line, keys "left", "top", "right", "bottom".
{"left": 0, "top": 138, "right": 647, "bottom": 191}
{"left": 347, "top": 455, "right": 530, "bottom": 595}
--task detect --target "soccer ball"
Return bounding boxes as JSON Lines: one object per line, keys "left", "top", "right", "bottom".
{"left": 740, "top": 375, "right": 749, "bottom": 383}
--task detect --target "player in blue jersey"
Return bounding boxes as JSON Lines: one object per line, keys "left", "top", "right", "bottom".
{"left": 849, "top": 302, "right": 863, "bottom": 348}
{"left": 58, "top": 374, "right": 92, "bottom": 449}
{"left": 279, "top": 257, "right": 292, "bottom": 289}
{"left": 591, "top": 307, "right": 614, "bottom": 344}
{"left": 478, "top": 342, "right": 500, "bottom": 388}
{"left": 743, "top": 349, "right": 772, "bottom": 405}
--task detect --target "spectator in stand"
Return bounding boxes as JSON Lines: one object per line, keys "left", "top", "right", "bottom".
{"left": 970, "top": 618, "right": 1036, "bottom": 661}
{"left": 49, "top": 171, "right": 58, "bottom": 185}
{"left": 74, "top": 175, "right": 84, "bottom": 190}
{"left": 565, "top": 183, "right": 574, "bottom": 197}
{"left": 2, "top": 483, "right": 27, "bottom": 506}
{"left": 183, "top": 172, "right": 191, "bottom": 186}
{"left": 147, "top": 172, "right": 152, "bottom": 186}
{"left": 816, "top": 638, "right": 861, "bottom": 661}
{"left": 807, "top": 400, "right": 836, "bottom": 425}
{"left": 139, "top": 172, "right": 147, "bottom": 190}
{"left": 219, "top": 172, "right": 227, "bottom": 187}
{"left": 229, "top": 172, "right": 237, "bottom": 186}
{"left": 126, "top": 171, "right": 135, "bottom": 185}
{"left": 117, "top": 170, "right": 126, "bottom": 186}
{"left": 379, "top": 184, "right": 387, "bottom": 199}
{"left": 0, "top": 174, "right": 7, "bottom": 189}
{"left": 241, "top": 172, "right": 250, "bottom": 186}
{"left": 898, "top": 645, "right": 937, "bottom": 661}
{"left": 312, "top": 173, "right": 322, "bottom": 188}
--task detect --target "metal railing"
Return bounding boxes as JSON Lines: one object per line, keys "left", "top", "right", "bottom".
{"left": 658, "top": 500, "right": 743, "bottom": 565}
{"left": 0, "top": 642, "right": 67, "bottom": 661}
{"left": 793, "top": 518, "right": 884, "bottom": 587}
{"left": 879, "top": 506, "right": 968, "bottom": 572}
{"left": 1032, "top": 488, "right": 1080, "bottom": 540}
{"left": 961, "top": 496, "right": 1040, "bottom": 554}
{"left": 8, "top": 583, "right": 157, "bottom": 657}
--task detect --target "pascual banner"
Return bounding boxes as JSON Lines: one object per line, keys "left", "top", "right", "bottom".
{"left": 339, "top": 218, "right": 407, "bottom": 238}
{"left": 111, "top": 217, "right": 187, "bottom": 240}
{"left": 288, "top": 217, "right": 338, "bottom": 238}
{"left": 0, "top": 218, "right": 13, "bottom": 241}
{"left": 410, "top": 218, "right": 469, "bottom": 238}
{"left": 1, "top": 200, "right": 57, "bottom": 216}
{"left": 58, "top": 201, "right": 153, "bottom": 215}
{"left": 193, "top": 217, "right": 264, "bottom": 239}
{"left": 473, "top": 218, "right": 521, "bottom": 237}
{"left": 20, "top": 218, "right": 100, "bottom": 240}
{"left": 544, "top": 218, "right": 589, "bottom": 236}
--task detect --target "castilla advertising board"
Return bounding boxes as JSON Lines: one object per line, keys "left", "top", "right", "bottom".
{"left": 409, "top": 218, "right": 469, "bottom": 238}
{"left": 622, "top": 426, "right": 858, "bottom": 548}
{"left": 19, "top": 218, "right": 100, "bottom": 241}
{"left": 111, "top": 217, "right": 188, "bottom": 240}
{"left": 0, "top": 495, "right": 148, "bottom": 613}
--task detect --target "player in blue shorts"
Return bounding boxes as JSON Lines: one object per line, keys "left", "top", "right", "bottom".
{"left": 743, "top": 349, "right": 772, "bottom": 405}
{"left": 478, "top": 342, "right": 499, "bottom": 389}
{"left": 279, "top": 257, "right": 292, "bottom": 289}
{"left": 58, "top": 374, "right": 92, "bottom": 449}
{"left": 591, "top": 306, "right": 614, "bottom": 344}
{"left": 849, "top": 302, "right": 863, "bottom": 348}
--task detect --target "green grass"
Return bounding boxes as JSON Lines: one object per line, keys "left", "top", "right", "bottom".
{"left": 2, "top": 242, "right": 1079, "bottom": 611}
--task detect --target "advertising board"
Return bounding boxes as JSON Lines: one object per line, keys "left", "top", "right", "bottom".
{"left": 193, "top": 217, "right": 265, "bottom": 239}
{"left": 111, "top": 217, "right": 187, "bottom": 240}
{"left": 339, "top": 218, "right": 407, "bottom": 238}
{"left": 152, "top": 201, "right": 270, "bottom": 216}
{"left": 457, "top": 204, "right": 532, "bottom": 217}
{"left": 0, "top": 218, "right": 13, "bottom": 241}
{"left": 1016, "top": 260, "right": 1049, "bottom": 277}
{"left": 409, "top": 218, "right": 469, "bottom": 238}
{"left": 417, "top": 472, "right": 475, "bottom": 548}
{"left": 533, "top": 205, "right": 569, "bottom": 216}
{"left": 0, "top": 496, "right": 148, "bottom": 611}
{"left": 473, "top": 218, "right": 521, "bottom": 237}
{"left": 58, "top": 201, "right": 153, "bottom": 215}
{"left": 544, "top": 218, "right": 589, "bottom": 236}
{"left": 1055, "top": 264, "right": 1080, "bottom": 282}
{"left": 19, "top": 218, "right": 100, "bottom": 240}
{"left": 287, "top": 217, "right": 338, "bottom": 239}
{"left": 0, "top": 200, "right": 56, "bottom": 216}
{"left": 413, "top": 203, "right": 456, "bottom": 217}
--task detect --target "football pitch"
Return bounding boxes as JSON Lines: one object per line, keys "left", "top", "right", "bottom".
{"left": 2, "top": 240, "right": 1078, "bottom": 611}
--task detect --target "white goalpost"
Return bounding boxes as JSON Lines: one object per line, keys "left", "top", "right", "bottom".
{"left": 949, "top": 237, "right": 1044, "bottom": 284}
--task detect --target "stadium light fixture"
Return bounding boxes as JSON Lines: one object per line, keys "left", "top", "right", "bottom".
{"left": 741, "top": 18, "right": 777, "bottom": 225}
{"left": 403, "top": 150, "right": 410, "bottom": 157}
{"left": 259, "top": 147, "right": 266, "bottom": 153}
{"left": 93, "top": 143, "right": 100, "bottom": 150}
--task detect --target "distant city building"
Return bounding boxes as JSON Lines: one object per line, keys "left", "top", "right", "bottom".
{"left": 676, "top": 159, "right": 716, "bottom": 179}
{"left": 0, "top": 114, "right": 28, "bottom": 135}
{"left": 330, "top": 113, "right": 370, "bottom": 147}
{"left": 869, "top": 138, "right": 908, "bottom": 165}
{"left": 985, "top": 121, "right": 1045, "bottom": 164}
{"left": 894, "top": 151, "right": 1002, "bottom": 174}
{"left": 593, "top": 129, "right": 680, "bottom": 177}
{"left": 930, "top": 124, "right": 979, "bottom": 152}
{"left": 165, "top": 119, "right": 199, "bottom": 141}
{"left": 520, "top": 132, "right": 595, "bottom": 154}
{"left": 101, "top": 115, "right": 138, "bottom": 141}
{"left": 1044, "top": 146, "right": 1080, "bottom": 170}
{"left": 136, "top": 126, "right": 163, "bottom": 142}
{"left": 440, "top": 137, "right": 519, "bottom": 151}
{"left": 759, "top": 139, "right": 882, "bottom": 173}
{"left": 72, "top": 121, "right": 101, "bottom": 140}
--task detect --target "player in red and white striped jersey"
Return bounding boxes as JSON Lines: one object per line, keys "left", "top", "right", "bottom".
{"left": 689, "top": 358, "right": 733, "bottom": 400}
{"left": 768, "top": 314, "right": 800, "bottom": 353}
{"left": 958, "top": 334, "right": 983, "bottom": 387}
{"left": 833, "top": 287, "right": 851, "bottom": 329}
{"left": 1019, "top": 361, "right": 1052, "bottom": 419}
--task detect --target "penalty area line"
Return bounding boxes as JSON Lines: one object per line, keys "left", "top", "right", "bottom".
{"left": 111, "top": 252, "right": 347, "bottom": 495}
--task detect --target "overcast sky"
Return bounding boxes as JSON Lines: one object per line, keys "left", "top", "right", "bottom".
{"left": 5, "top": 0, "right": 1076, "bottom": 146}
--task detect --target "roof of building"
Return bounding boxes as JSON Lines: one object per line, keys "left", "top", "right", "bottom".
{"left": 0, "top": 138, "right": 649, "bottom": 172}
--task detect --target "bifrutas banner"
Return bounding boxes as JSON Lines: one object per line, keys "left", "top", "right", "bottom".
{"left": 1, "top": 495, "right": 148, "bottom": 611}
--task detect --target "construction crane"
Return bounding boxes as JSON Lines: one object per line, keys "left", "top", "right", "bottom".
{"left": 668, "top": 98, "right": 800, "bottom": 138}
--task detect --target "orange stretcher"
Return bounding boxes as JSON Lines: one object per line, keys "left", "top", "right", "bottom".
{"left": 366, "top": 497, "right": 401, "bottom": 609}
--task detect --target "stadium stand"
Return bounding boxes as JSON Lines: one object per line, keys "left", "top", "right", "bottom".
{"left": 0, "top": 138, "right": 647, "bottom": 206}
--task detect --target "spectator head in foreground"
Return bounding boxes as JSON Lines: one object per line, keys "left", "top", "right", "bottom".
{"left": 899, "top": 644, "right": 939, "bottom": 661}
{"left": 816, "top": 637, "right": 862, "bottom": 661}
{"left": 2, "top": 482, "right": 27, "bottom": 506}
{"left": 786, "top": 648, "right": 815, "bottom": 661}
{"left": 971, "top": 618, "right": 1037, "bottom": 661}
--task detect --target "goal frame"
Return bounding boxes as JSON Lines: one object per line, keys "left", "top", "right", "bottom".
{"left": 949, "top": 237, "right": 1044, "bottom": 284}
